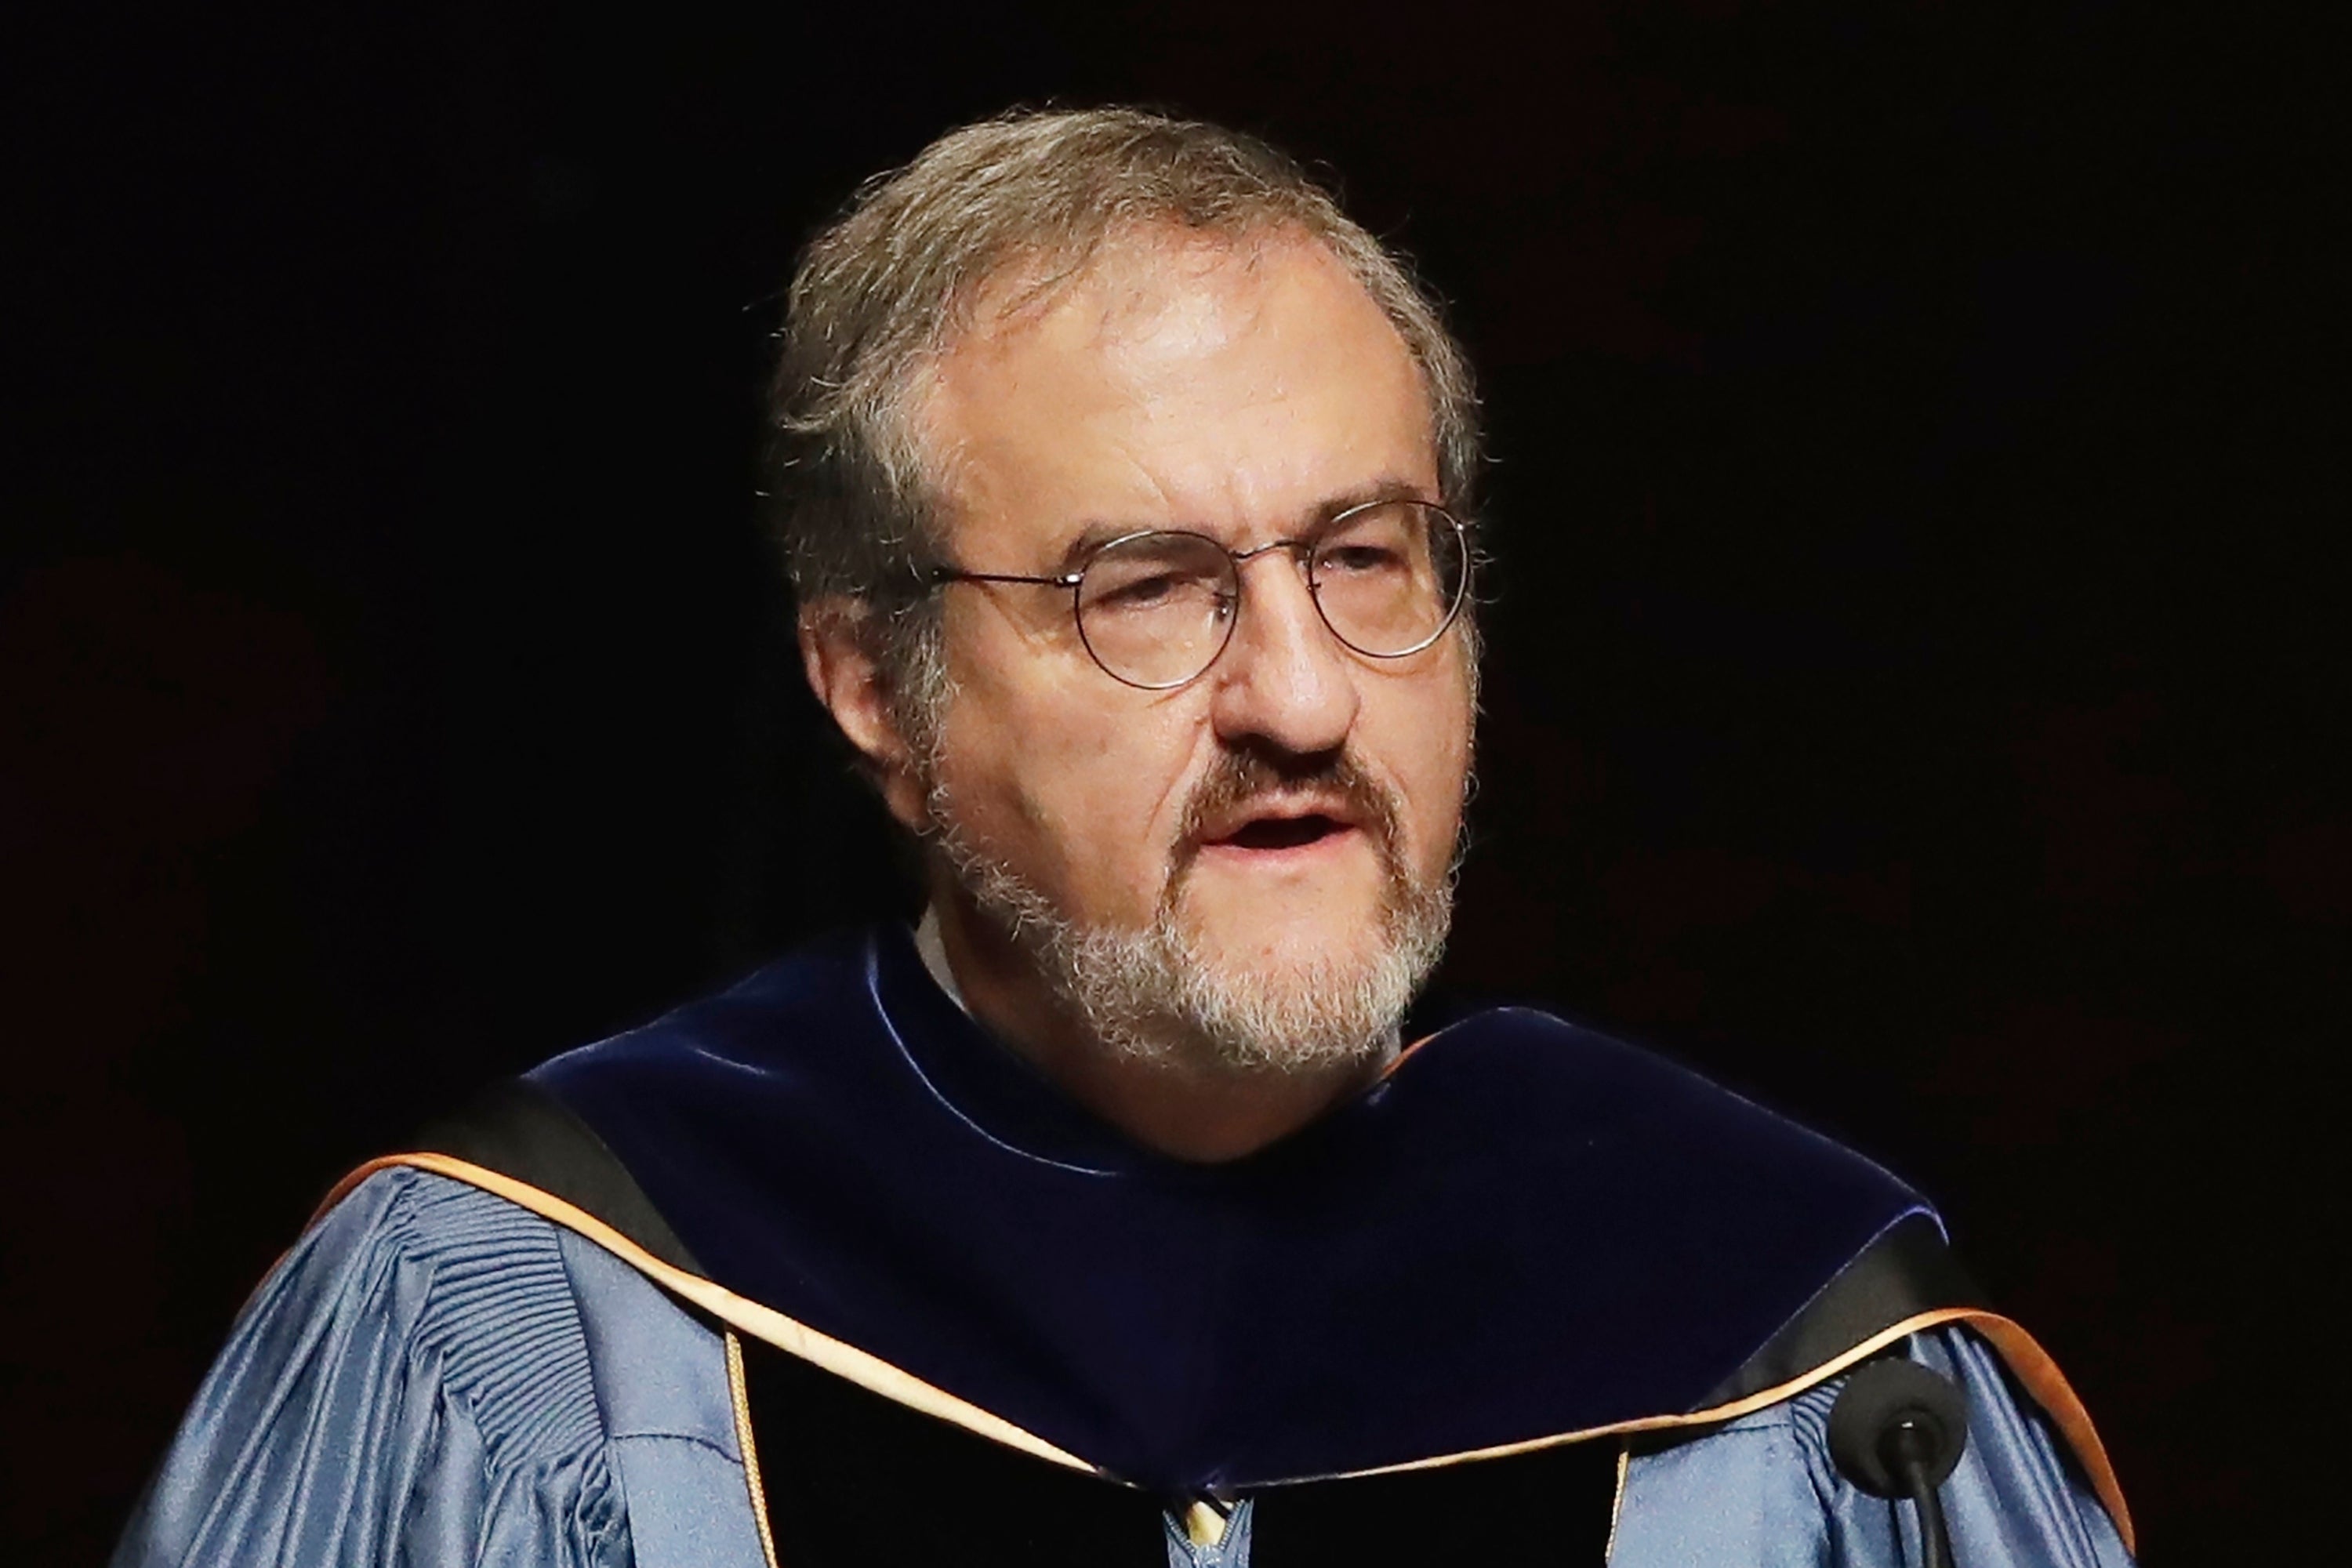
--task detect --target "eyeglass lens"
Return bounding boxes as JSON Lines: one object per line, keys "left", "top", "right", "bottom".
{"left": 1073, "top": 502, "right": 1466, "bottom": 688}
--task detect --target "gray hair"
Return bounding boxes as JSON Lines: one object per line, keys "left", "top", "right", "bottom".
{"left": 766, "top": 105, "right": 1483, "bottom": 738}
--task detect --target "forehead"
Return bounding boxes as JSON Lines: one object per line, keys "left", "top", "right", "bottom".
{"left": 916, "top": 228, "right": 1438, "bottom": 555}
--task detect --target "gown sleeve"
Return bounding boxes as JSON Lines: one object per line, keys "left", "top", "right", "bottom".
{"left": 111, "top": 1168, "right": 633, "bottom": 1568}
{"left": 1610, "top": 1324, "right": 2134, "bottom": 1568}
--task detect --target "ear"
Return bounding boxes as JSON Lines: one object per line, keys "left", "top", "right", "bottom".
{"left": 797, "top": 596, "right": 931, "bottom": 833}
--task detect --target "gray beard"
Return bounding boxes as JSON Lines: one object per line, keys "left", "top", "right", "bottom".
{"left": 928, "top": 770, "right": 1454, "bottom": 1076}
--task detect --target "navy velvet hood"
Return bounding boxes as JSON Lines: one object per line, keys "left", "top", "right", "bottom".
{"left": 524, "top": 924, "right": 1931, "bottom": 1493}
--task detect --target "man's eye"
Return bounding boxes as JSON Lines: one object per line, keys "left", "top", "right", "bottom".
{"left": 1093, "top": 571, "right": 1211, "bottom": 612}
{"left": 1105, "top": 572, "right": 1178, "bottom": 605}
{"left": 1320, "top": 545, "right": 1406, "bottom": 575}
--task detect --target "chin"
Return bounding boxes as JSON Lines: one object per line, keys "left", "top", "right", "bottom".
{"left": 1177, "top": 866, "right": 1391, "bottom": 955}
{"left": 1142, "top": 895, "right": 1447, "bottom": 1076}
{"left": 942, "top": 811, "right": 1453, "bottom": 1076}
{"left": 1182, "top": 915, "right": 1387, "bottom": 987}
{"left": 1165, "top": 940, "right": 1425, "bottom": 1074}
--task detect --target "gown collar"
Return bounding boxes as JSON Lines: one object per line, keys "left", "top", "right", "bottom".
{"left": 870, "top": 919, "right": 1175, "bottom": 1178}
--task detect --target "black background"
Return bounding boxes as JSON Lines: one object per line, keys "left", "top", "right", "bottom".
{"left": 4, "top": 3, "right": 2332, "bottom": 1560}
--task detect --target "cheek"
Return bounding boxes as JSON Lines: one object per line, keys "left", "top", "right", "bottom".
{"left": 1382, "top": 672, "right": 1476, "bottom": 866}
{"left": 1041, "top": 707, "right": 1210, "bottom": 857}
{"left": 937, "top": 670, "right": 1208, "bottom": 895}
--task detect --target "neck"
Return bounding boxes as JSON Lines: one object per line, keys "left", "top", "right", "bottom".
{"left": 921, "top": 890, "right": 1390, "bottom": 1163}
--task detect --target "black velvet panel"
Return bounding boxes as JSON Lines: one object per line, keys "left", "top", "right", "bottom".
{"left": 741, "top": 1334, "right": 1165, "bottom": 1568}
{"left": 532, "top": 925, "right": 1932, "bottom": 1492}
{"left": 740, "top": 1331, "right": 1621, "bottom": 1568}
{"left": 1243, "top": 1442, "right": 1620, "bottom": 1567}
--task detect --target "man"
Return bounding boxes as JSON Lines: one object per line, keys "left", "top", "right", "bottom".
{"left": 118, "top": 108, "right": 2134, "bottom": 1567}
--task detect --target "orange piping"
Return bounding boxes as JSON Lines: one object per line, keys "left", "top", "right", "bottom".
{"left": 318, "top": 1156, "right": 2132, "bottom": 1553}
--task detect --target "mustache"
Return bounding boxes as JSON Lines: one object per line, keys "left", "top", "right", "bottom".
{"left": 1167, "top": 746, "right": 1406, "bottom": 887}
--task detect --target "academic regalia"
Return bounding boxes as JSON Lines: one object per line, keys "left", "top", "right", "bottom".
{"left": 117, "top": 924, "right": 2135, "bottom": 1567}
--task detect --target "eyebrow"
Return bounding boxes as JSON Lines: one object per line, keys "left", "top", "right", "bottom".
{"left": 1049, "top": 521, "right": 1137, "bottom": 576}
{"left": 1308, "top": 477, "right": 1436, "bottom": 525}
{"left": 1046, "top": 476, "right": 1439, "bottom": 573}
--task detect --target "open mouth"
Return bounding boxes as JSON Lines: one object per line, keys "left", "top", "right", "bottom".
{"left": 1218, "top": 813, "right": 1352, "bottom": 851}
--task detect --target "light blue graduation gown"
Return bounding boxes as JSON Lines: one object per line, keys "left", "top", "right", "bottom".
{"left": 116, "top": 1167, "right": 2132, "bottom": 1567}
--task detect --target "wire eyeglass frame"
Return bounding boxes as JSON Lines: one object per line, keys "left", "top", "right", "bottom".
{"left": 923, "top": 497, "right": 1472, "bottom": 691}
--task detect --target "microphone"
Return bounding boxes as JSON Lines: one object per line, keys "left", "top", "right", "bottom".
{"left": 1828, "top": 1356, "right": 1970, "bottom": 1568}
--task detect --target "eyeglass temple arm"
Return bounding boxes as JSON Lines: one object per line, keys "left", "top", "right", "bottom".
{"left": 926, "top": 566, "right": 1085, "bottom": 590}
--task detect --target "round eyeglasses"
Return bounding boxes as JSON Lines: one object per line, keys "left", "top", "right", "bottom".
{"left": 925, "top": 498, "right": 1472, "bottom": 691}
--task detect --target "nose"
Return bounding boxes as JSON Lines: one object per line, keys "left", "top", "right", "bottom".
{"left": 1206, "top": 549, "right": 1361, "bottom": 757}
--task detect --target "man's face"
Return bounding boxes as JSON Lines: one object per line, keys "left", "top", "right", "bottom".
{"left": 912, "top": 230, "right": 1475, "bottom": 1065}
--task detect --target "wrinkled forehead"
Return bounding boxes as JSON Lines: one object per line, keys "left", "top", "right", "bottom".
{"left": 909, "top": 226, "right": 1438, "bottom": 552}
